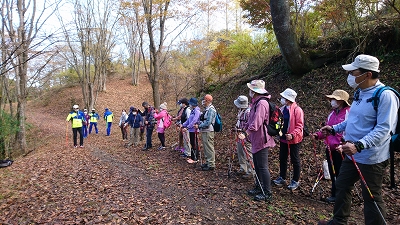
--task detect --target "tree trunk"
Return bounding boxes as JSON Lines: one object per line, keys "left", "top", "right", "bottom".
{"left": 270, "top": 0, "right": 313, "bottom": 74}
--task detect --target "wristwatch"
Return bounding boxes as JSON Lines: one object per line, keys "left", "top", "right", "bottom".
{"left": 354, "top": 141, "right": 365, "bottom": 153}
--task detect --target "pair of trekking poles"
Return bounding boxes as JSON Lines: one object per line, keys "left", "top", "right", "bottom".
{"left": 311, "top": 137, "right": 387, "bottom": 225}
{"left": 228, "top": 129, "right": 268, "bottom": 198}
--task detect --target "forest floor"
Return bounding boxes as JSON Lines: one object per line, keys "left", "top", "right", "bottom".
{"left": 0, "top": 71, "right": 400, "bottom": 224}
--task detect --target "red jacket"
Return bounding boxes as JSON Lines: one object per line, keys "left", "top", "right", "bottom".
{"left": 280, "top": 102, "right": 304, "bottom": 144}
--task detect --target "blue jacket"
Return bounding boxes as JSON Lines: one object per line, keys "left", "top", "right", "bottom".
{"left": 127, "top": 112, "right": 143, "bottom": 128}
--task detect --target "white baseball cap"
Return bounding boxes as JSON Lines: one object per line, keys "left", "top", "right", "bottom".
{"left": 73, "top": 105, "right": 79, "bottom": 109}
{"left": 342, "top": 54, "right": 380, "bottom": 72}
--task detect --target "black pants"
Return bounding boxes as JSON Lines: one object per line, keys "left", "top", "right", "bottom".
{"left": 325, "top": 148, "right": 343, "bottom": 197}
{"left": 279, "top": 142, "right": 301, "bottom": 182}
{"left": 72, "top": 127, "right": 83, "bottom": 146}
{"left": 158, "top": 132, "right": 165, "bottom": 147}
{"left": 189, "top": 132, "right": 199, "bottom": 161}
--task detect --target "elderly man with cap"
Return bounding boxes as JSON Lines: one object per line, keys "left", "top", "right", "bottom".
{"left": 312, "top": 90, "right": 350, "bottom": 204}
{"left": 103, "top": 108, "right": 114, "bottom": 136}
{"left": 233, "top": 95, "right": 254, "bottom": 179}
{"left": 195, "top": 94, "right": 217, "bottom": 171}
{"left": 318, "top": 55, "right": 399, "bottom": 225}
{"left": 66, "top": 104, "right": 85, "bottom": 148}
{"left": 245, "top": 80, "right": 275, "bottom": 202}
{"left": 126, "top": 107, "right": 143, "bottom": 147}
{"left": 181, "top": 98, "right": 201, "bottom": 163}
{"left": 273, "top": 88, "right": 304, "bottom": 191}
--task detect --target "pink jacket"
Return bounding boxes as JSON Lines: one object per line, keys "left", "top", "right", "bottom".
{"left": 153, "top": 109, "right": 167, "bottom": 133}
{"left": 315, "top": 106, "right": 350, "bottom": 150}
{"left": 280, "top": 102, "right": 304, "bottom": 144}
{"left": 245, "top": 96, "right": 276, "bottom": 153}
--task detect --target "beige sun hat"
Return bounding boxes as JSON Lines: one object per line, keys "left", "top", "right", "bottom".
{"left": 280, "top": 88, "right": 297, "bottom": 103}
{"left": 326, "top": 90, "right": 350, "bottom": 106}
{"left": 247, "top": 80, "right": 268, "bottom": 94}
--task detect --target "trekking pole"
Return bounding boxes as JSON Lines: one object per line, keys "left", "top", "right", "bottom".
{"left": 288, "top": 143, "right": 292, "bottom": 182}
{"left": 195, "top": 130, "right": 203, "bottom": 165}
{"left": 310, "top": 167, "right": 324, "bottom": 194}
{"left": 326, "top": 137, "right": 336, "bottom": 183}
{"left": 228, "top": 129, "right": 237, "bottom": 177}
{"left": 350, "top": 155, "right": 387, "bottom": 225}
{"left": 239, "top": 134, "right": 267, "bottom": 198}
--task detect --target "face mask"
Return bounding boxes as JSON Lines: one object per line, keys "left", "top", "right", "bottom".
{"left": 201, "top": 100, "right": 205, "bottom": 106}
{"left": 133, "top": 112, "right": 137, "bottom": 115}
{"left": 280, "top": 98, "right": 287, "bottom": 106}
{"left": 122, "top": 112, "right": 126, "bottom": 115}
{"left": 347, "top": 73, "right": 366, "bottom": 89}
{"left": 84, "top": 112, "right": 87, "bottom": 114}
{"left": 74, "top": 109, "right": 78, "bottom": 112}
{"left": 330, "top": 99, "right": 339, "bottom": 108}
{"left": 249, "top": 90, "right": 255, "bottom": 98}
{"left": 180, "top": 103, "right": 183, "bottom": 107}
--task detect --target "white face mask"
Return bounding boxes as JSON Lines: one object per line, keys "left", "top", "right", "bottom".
{"left": 201, "top": 100, "right": 205, "bottom": 106}
{"left": 347, "top": 73, "right": 366, "bottom": 89}
{"left": 122, "top": 112, "right": 126, "bottom": 116}
{"left": 249, "top": 90, "right": 255, "bottom": 98}
{"left": 280, "top": 98, "right": 287, "bottom": 106}
{"left": 330, "top": 99, "right": 339, "bottom": 108}
{"left": 179, "top": 103, "right": 183, "bottom": 107}
{"left": 133, "top": 112, "right": 137, "bottom": 115}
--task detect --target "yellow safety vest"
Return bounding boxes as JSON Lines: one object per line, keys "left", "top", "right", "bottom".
{"left": 89, "top": 113, "right": 98, "bottom": 123}
{"left": 66, "top": 112, "right": 84, "bottom": 128}
{"left": 105, "top": 113, "right": 114, "bottom": 122}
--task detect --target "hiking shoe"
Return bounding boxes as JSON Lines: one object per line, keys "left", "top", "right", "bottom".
{"left": 273, "top": 177, "right": 286, "bottom": 187}
{"left": 79, "top": 145, "right": 84, "bottom": 148}
{"left": 242, "top": 173, "right": 253, "bottom": 180}
{"left": 237, "top": 169, "right": 246, "bottom": 175}
{"left": 201, "top": 163, "right": 208, "bottom": 168}
{"left": 187, "top": 158, "right": 198, "bottom": 164}
{"left": 157, "top": 146, "right": 166, "bottom": 150}
{"left": 74, "top": 146, "right": 78, "bottom": 148}
{"left": 254, "top": 192, "right": 273, "bottom": 202}
{"left": 317, "top": 220, "right": 336, "bottom": 225}
{"left": 326, "top": 196, "right": 336, "bottom": 204}
{"left": 287, "top": 180, "right": 300, "bottom": 190}
{"left": 201, "top": 165, "right": 215, "bottom": 171}
{"left": 247, "top": 187, "right": 262, "bottom": 196}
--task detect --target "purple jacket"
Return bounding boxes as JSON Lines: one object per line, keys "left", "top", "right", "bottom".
{"left": 245, "top": 96, "right": 276, "bottom": 153}
{"left": 315, "top": 106, "right": 350, "bottom": 150}
{"left": 182, "top": 106, "right": 200, "bottom": 133}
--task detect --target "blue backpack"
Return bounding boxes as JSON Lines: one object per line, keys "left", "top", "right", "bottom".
{"left": 214, "top": 112, "right": 222, "bottom": 132}
{"left": 367, "top": 86, "right": 400, "bottom": 188}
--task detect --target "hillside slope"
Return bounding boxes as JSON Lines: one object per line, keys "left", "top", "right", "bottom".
{"left": 1, "top": 58, "right": 400, "bottom": 224}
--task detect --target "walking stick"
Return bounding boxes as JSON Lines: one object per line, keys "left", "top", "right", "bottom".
{"left": 350, "top": 155, "right": 387, "bottom": 225}
{"left": 326, "top": 137, "right": 336, "bottom": 183}
{"left": 195, "top": 130, "right": 203, "bottom": 165}
{"left": 228, "top": 129, "right": 237, "bottom": 177}
{"left": 239, "top": 134, "right": 267, "bottom": 198}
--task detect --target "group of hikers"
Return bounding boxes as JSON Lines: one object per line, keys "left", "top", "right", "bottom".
{"left": 66, "top": 54, "right": 397, "bottom": 225}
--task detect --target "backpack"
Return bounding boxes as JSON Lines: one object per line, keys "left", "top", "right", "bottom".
{"left": 213, "top": 111, "right": 223, "bottom": 132}
{"left": 254, "top": 97, "right": 284, "bottom": 140}
{"left": 366, "top": 86, "right": 400, "bottom": 188}
{"left": 162, "top": 112, "right": 173, "bottom": 129}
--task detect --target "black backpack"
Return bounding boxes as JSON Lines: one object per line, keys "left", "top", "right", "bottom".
{"left": 254, "top": 97, "right": 284, "bottom": 141}
{"left": 366, "top": 86, "right": 400, "bottom": 188}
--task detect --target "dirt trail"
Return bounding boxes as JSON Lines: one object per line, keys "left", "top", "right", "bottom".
{"left": 0, "top": 76, "right": 381, "bottom": 225}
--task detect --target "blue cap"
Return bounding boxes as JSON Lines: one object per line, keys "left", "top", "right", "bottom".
{"left": 105, "top": 108, "right": 109, "bottom": 111}
{"left": 188, "top": 97, "right": 198, "bottom": 106}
